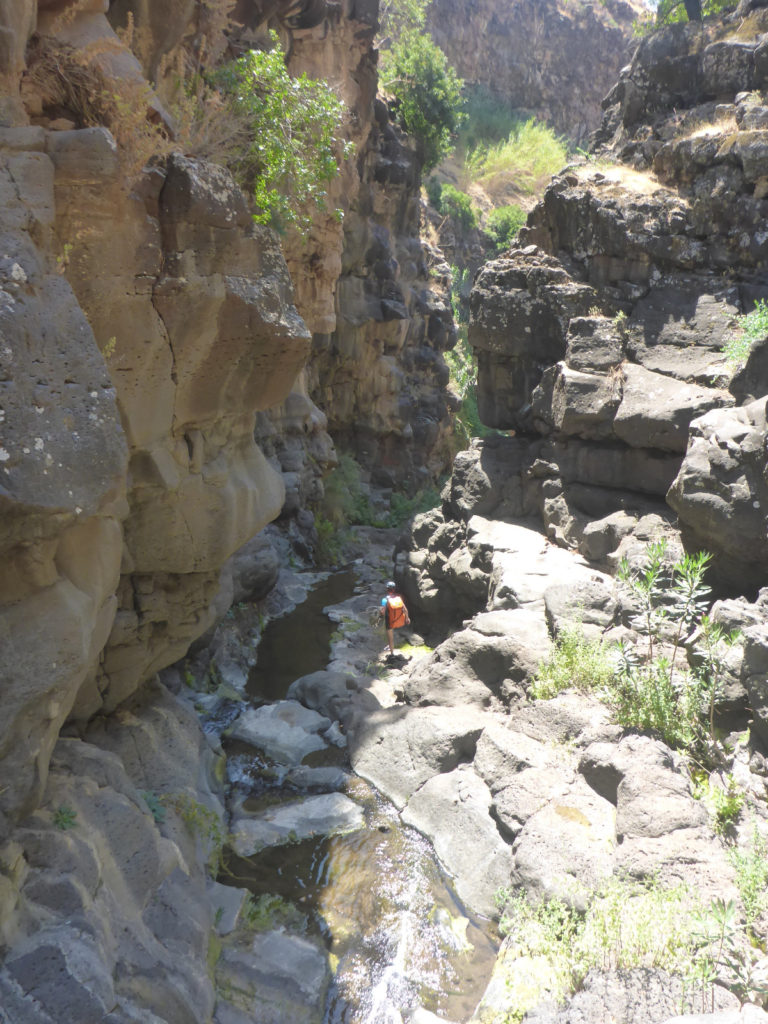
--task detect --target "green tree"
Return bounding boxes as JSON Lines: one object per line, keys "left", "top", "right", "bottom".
{"left": 485, "top": 204, "right": 526, "bottom": 254}
{"left": 378, "top": 0, "right": 429, "bottom": 40}
{"left": 439, "top": 184, "right": 477, "bottom": 232}
{"left": 214, "top": 32, "right": 353, "bottom": 233}
{"left": 381, "top": 29, "right": 463, "bottom": 171}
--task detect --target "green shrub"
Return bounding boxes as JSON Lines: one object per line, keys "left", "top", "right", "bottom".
{"left": 612, "top": 658, "right": 704, "bottom": 750}
{"left": 614, "top": 542, "right": 732, "bottom": 750}
{"left": 381, "top": 29, "right": 463, "bottom": 171}
{"left": 722, "top": 298, "right": 768, "bottom": 369}
{"left": 425, "top": 175, "right": 442, "bottom": 208}
{"left": 467, "top": 118, "right": 568, "bottom": 196}
{"left": 438, "top": 184, "right": 477, "bottom": 232}
{"left": 693, "top": 774, "right": 743, "bottom": 836}
{"left": 321, "top": 453, "right": 381, "bottom": 528}
{"left": 531, "top": 624, "right": 616, "bottom": 700}
{"left": 484, "top": 204, "right": 526, "bottom": 254}
{"left": 496, "top": 878, "right": 703, "bottom": 1018}
{"left": 386, "top": 487, "right": 441, "bottom": 527}
{"left": 214, "top": 32, "right": 353, "bottom": 233}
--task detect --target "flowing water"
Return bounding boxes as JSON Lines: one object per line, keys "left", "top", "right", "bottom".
{"left": 223, "top": 570, "right": 499, "bottom": 1022}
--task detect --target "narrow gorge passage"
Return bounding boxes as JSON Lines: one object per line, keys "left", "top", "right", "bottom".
{"left": 216, "top": 558, "right": 500, "bottom": 1024}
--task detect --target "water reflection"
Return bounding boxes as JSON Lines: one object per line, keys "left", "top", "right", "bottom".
{"left": 246, "top": 569, "right": 356, "bottom": 703}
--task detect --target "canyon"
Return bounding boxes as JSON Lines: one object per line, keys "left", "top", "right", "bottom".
{"left": 0, "top": 1, "right": 767, "bottom": 1023}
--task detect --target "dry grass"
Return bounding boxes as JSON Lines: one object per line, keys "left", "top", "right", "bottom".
{"left": 162, "top": 50, "right": 249, "bottom": 164}
{"left": 25, "top": 36, "right": 174, "bottom": 179}
{"left": 572, "top": 162, "right": 671, "bottom": 198}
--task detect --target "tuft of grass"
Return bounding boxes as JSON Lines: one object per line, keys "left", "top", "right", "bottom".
{"left": 729, "top": 826, "right": 768, "bottom": 929}
{"left": 723, "top": 298, "right": 768, "bottom": 368}
{"left": 495, "top": 877, "right": 703, "bottom": 1020}
{"left": 466, "top": 118, "right": 568, "bottom": 197}
{"left": 531, "top": 624, "right": 616, "bottom": 700}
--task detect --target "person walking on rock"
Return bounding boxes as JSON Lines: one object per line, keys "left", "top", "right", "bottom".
{"left": 380, "top": 580, "right": 410, "bottom": 657}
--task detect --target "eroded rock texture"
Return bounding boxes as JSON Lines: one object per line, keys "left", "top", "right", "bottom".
{"left": 0, "top": 12, "right": 310, "bottom": 820}
{"left": 310, "top": 100, "right": 459, "bottom": 486}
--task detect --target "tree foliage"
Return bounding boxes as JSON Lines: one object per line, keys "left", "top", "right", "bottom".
{"left": 381, "top": 29, "right": 463, "bottom": 171}
{"left": 638, "top": 0, "right": 733, "bottom": 31}
{"left": 378, "top": 0, "right": 429, "bottom": 41}
{"left": 214, "top": 32, "right": 353, "bottom": 232}
{"left": 438, "top": 184, "right": 477, "bottom": 232}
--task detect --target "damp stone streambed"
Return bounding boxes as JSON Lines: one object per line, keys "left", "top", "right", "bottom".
{"left": 220, "top": 569, "right": 500, "bottom": 1023}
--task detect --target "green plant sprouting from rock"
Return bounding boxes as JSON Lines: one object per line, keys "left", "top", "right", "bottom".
{"left": 53, "top": 804, "right": 77, "bottom": 830}
{"left": 162, "top": 792, "right": 226, "bottom": 875}
{"left": 533, "top": 541, "right": 740, "bottom": 754}
{"left": 214, "top": 32, "right": 353, "bottom": 233}
{"left": 722, "top": 298, "right": 768, "bottom": 369}
{"left": 495, "top": 877, "right": 711, "bottom": 1020}
{"left": 532, "top": 624, "right": 616, "bottom": 700}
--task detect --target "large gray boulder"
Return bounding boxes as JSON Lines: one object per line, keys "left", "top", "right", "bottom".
{"left": 349, "top": 705, "right": 488, "bottom": 809}
{"left": 401, "top": 765, "right": 515, "bottom": 918}
{"left": 667, "top": 397, "right": 768, "bottom": 591}
{"left": 402, "top": 609, "right": 551, "bottom": 709}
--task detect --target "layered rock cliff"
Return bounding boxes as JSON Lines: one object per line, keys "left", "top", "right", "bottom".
{"left": 425, "top": 0, "right": 645, "bottom": 142}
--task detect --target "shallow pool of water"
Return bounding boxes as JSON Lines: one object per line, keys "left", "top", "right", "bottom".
{"left": 246, "top": 569, "right": 357, "bottom": 703}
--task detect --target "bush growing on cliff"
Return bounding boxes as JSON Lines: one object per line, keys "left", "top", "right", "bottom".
{"left": 214, "top": 33, "right": 353, "bottom": 232}
{"left": 438, "top": 185, "right": 478, "bottom": 232}
{"left": 381, "top": 30, "right": 464, "bottom": 171}
{"left": 484, "top": 204, "right": 527, "bottom": 254}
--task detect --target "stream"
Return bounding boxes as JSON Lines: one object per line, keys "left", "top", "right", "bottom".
{"left": 219, "top": 568, "right": 500, "bottom": 1023}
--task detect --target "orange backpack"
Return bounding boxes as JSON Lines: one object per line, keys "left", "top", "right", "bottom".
{"left": 386, "top": 595, "right": 407, "bottom": 629}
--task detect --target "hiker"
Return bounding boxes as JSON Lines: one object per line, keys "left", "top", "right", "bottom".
{"left": 380, "top": 580, "right": 410, "bottom": 656}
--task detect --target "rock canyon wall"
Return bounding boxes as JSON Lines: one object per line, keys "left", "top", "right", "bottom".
{"left": 425, "top": 0, "right": 645, "bottom": 142}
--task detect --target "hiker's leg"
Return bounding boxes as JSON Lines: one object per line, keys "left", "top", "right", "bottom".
{"left": 386, "top": 627, "right": 395, "bottom": 654}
